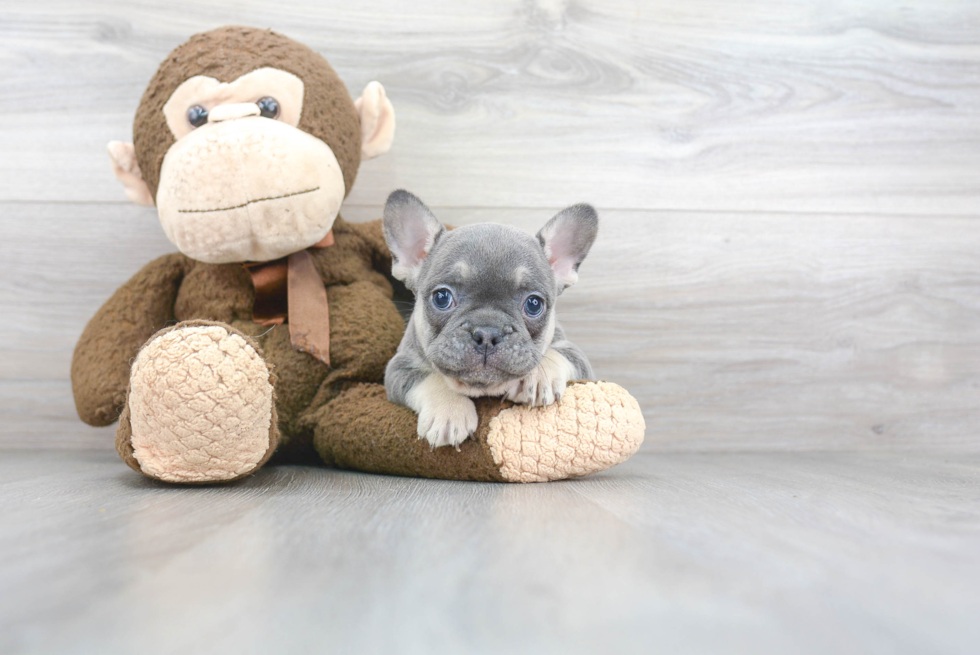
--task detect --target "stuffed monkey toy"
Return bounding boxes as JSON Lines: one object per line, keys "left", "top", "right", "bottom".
{"left": 71, "top": 26, "right": 645, "bottom": 484}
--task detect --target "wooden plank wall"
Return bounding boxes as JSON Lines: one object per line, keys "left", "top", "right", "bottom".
{"left": 2, "top": 0, "right": 979, "bottom": 451}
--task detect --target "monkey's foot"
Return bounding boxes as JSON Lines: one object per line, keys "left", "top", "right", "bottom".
{"left": 310, "top": 380, "right": 644, "bottom": 483}
{"left": 485, "top": 380, "right": 645, "bottom": 482}
{"left": 117, "top": 321, "right": 279, "bottom": 483}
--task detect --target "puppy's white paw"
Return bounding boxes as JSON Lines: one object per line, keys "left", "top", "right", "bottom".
{"left": 417, "top": 394, "right": 479, "bottom": 449}
{"left": 506, "top": 349, "right": 575, "bottom": 407}
{"left": 507, "top": 369, "right": 566, "bottom": 407}
{"left": 407, "top": 375, "right": 479, "bottom": 449}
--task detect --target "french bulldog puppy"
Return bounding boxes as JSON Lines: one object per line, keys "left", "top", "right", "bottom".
{"left": 382, "top": 190, "right": 598, "bottom": 448}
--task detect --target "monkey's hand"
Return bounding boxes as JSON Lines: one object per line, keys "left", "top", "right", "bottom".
{"left": 506, "top": 349, "right": 575, "bottom": 407}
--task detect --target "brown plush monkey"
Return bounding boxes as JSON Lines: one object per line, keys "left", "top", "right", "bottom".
{"left": 71, "top": 26, "right": 644, "bottom": 484}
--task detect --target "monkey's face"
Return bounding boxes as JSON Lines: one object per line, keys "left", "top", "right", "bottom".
{"left": 155, "top": 68, "right": 344, "bottom": 263}
{"left": 108, "top": 28, "right": 396, "bottom": 265}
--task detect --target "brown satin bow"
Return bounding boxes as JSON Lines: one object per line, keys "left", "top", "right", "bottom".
{"left": 243, "top": 230, "right": 334, "bottom": 367}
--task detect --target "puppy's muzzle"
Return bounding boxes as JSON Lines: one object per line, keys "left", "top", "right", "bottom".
{"left": 471, "top": 325, "right": 512, "bottom": 363}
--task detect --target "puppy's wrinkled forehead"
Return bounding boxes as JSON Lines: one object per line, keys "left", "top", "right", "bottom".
{"left": 421, "top": 224, "right": 554, "bottom": 295}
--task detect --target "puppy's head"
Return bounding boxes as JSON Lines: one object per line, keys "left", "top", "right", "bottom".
{"left": 383, "top": 190, "right": 597, "bottom": 389}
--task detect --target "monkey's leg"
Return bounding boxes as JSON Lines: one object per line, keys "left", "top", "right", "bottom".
{"left": 116, "top": 321, "right": 279, "bottom": 484}
{"left": 309, "top": 380, "right": 645, "bottom": 482}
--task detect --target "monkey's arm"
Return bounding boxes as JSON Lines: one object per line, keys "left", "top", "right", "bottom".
{"left": 71, "top": 253, "right": 190, "bottom": 426}
{"left": 343, "top": 218, "right": 393, "bottom": 277}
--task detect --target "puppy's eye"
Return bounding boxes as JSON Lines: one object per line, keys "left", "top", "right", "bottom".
{"left": 524, "top": 295, "right": 545, "bottom": 317}
{"left": 256, "top": 97, "right": 280, "bottom": 119}
{"left": 431, "top": 288, "right": 455, "bottom": 311}
{"left": 187, "top": 105, "right": 209, "bottom": 128}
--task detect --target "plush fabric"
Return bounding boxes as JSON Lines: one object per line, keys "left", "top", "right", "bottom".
{"left": 127, "top": 322, "right": 277, "bottom": 483}
{"left": 309, "top": 380, "right": 644, "bottom": 483}
{"left": 162, "top": 68, "right": 306, "bottom": 139}
{"left": 114, "top": 320, "right": 282, "bottom": 484}
{"left": 72, "top": 26, "right": 646, "bottom": 484}
{"left": 133, "top": 26, "right": 362, "bottom": 200}
{"left": 355, "top": 81, "right": 395, "bottom": 160}
{"left": 75, "top": 215, "right": 645, "bottom": 483}
{"left": 486, "top": 381, "right": 645, "bottom": 482}
{"left": 156, "top": 115, "right": 345, "bottom": 263}
{"left": 72, "top": 254, "right": 188, "bottom": 426}
{"left": 74, "top": 217, "right": 406, "bottom": 460}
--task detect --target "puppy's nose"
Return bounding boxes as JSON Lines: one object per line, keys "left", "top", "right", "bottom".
{"left": 472, "top": 327, "right": 504, "bottom": 349}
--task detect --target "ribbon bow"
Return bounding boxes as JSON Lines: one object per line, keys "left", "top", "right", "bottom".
{"left": 243, "top": 231, "right": 334, "bottom": 367}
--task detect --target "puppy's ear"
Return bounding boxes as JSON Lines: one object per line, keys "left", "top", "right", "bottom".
{"left": 383, "top": 189, "right": 445, "bottom": 289}
{"left": 537, "top": 204, "right": 599, "bottom": 292}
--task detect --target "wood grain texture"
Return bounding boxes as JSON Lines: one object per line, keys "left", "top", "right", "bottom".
{"left": 5, "top": 4, "right": 980, "bottom": 651}
{"left": 4, "top": 202, "right": 980, "bottom": 451}
{"left": 3, "top": 0, "right": 980, "bottom": 452}
{"left": 1, "top": 450, "right": 978, "bottom": 654}
{"left": 1, "top": 0, "right": 980, "bottom": 212}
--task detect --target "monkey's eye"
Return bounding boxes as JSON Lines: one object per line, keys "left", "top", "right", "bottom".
{"left": 186, "top": 105, "right": 209, "bottom": 128}
{"left": 431, "top": 288, "right": 455, "bottom": 311}
{"left": 256, "top": 97, "right": 280, "bottom": 119}
{"left": 523, "top": 295, "right": 545, "bottom": 318}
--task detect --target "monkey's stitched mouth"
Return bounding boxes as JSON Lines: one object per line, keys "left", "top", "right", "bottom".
{"left": 177, "top": 186, "right": 320, "bottom": 214}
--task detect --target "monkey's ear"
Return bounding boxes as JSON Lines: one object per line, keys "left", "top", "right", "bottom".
{"left": 537, "top": 204, "right": 599, "bottom": 293}
{"left": 107, "top": 141, "right": 154, "bottom": 206}
{"left": 383, "top": 189, "right": 444, "bottom": 288}
{"left": 354, "top": 81, "right": 395, "bottom": 161}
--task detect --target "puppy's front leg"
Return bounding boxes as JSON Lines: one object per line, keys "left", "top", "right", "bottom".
{"left": 507, "top": 348, "right": 577, "bottom": 407}
{"left": 407, "top": 374, "right": 479, "bottom": 449}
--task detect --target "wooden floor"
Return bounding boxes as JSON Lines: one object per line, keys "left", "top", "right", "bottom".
{"left": 2, "top": 1, "right": 980, "bottom": 652}
{"left": 2, "top": 450, "right": 978, "bottom": 655}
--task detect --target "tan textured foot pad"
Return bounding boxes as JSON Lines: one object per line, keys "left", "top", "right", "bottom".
{"left": 128, "top": 324, "right": 275, "bottom": 483}
{"left": 486, "top": 381, "right": 645, "bottom": 483}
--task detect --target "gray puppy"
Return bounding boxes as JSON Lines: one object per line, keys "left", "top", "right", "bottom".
{"left": 382, "top": 190, "right": 598, "bottom": 448}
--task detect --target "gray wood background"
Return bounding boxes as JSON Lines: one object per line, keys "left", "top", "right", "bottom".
{"left": 4, "top": 4, "right": 980, "bottom": 653}
{"left": 2, "top": 0, "right": 979, "bottom": 452}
